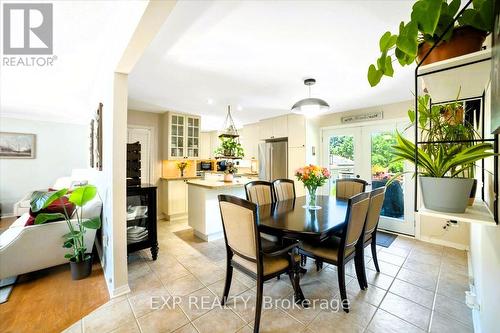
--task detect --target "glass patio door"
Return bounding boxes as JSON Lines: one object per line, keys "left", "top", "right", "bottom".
{"left": 323, "top": 122, "right": 415, "bottom": 236}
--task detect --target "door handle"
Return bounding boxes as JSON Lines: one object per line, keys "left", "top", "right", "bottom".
{"left": 356, "top": 174, "right": 360, "bottom": 178}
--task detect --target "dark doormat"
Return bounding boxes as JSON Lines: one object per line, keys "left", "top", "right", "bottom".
{"left": 376, "top": 231, "right": 397, "bottom": 248}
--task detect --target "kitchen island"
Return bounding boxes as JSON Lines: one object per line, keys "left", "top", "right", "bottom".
{"left": 187, "top": 176, "right": 258, "bottom": 241}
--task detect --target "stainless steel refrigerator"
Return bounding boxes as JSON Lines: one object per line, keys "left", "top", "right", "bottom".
{"left": 258, "top": 139, "right": 288, "bottom": 181}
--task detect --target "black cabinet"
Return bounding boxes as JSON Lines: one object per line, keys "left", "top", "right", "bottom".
{"left": 126, "top": 185, "right": 158, "bottom": 260}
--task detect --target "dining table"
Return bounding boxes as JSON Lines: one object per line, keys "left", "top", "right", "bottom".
{"left": 257, "top": 195, "right": 349, "bottom": 241}
{"left": 256, "top": 195, "right": 349, "bottom": 305}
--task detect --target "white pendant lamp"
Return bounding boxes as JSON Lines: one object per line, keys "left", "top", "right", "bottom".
{"left": 291, "top": 78, "right": 330, "bottom": 116}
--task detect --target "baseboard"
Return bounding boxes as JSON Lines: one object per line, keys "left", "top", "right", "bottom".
{"left": 166, "top": 213, "right": 188, "bottom": 221}
{"left": 109, "top": 284, "right": 131, "bottom": 299}
{"left": 193, "top": 230, "right": 223, "bottom": 242}
{"left": 0, "top": 213, "right": 16, "bottom": 219}
{"left": 419, "top": 235, "right": 469, "bottom": 250}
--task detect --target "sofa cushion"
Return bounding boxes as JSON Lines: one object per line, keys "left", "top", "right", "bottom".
{"left": 25, "top": 196, "right": 75, "bottom": 226}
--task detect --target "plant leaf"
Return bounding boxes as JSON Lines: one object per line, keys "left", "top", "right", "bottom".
{"left": 368, "top": 64, "right": 383, "bottom": 87}
{"left": 82, "top": 217, "right": 101, "bottom": 229}
{"left": 69, "top": 185, "right": 97, "bottom": 207}
{"left": 384, "top": 56, "right": 394, "bottom": 77}
{"left": 379, "top": 31, "right": 397, "bottom": 51}
{"left": 411, "top": 0, "right": 442, "bottom": 35}
{"left": 30, "top": 188, "right": 68, "bottom": 212}
{"left": 34, "top": 212, "right": 66, "bottom": 225}
{"left": 396, "top": 21, "right": 419, "bottom": 58}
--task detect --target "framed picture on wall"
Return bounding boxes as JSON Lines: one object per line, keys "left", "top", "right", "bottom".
{"left": 492, "top": 0, "right": 500, "bottom": 134}
{"left": 0, "top": 132, "right": 36, "bottom": 159}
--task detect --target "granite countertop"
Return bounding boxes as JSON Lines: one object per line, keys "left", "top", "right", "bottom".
{"left": 187, "top": 177, "right": 258, "bottom": 189}
{"left": 161, "top": 176, "right": 202, "bottom": 181}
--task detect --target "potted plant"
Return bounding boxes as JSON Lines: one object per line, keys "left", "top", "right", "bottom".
{"left": 176, "top": 160, "right": 190, "bottom": 177}
{"left": 295, "top": 165, "right": 330, "bottom": 210}
{"left": 214, "top": 137, "right": 244, "bottom": 158}
{"left": 391, "top": 130, "right": 495, "bottom": 213}
{"left": 368, "top": 0, "right": 494, "bottom": 87}
{"left": 224, "top": 161, "right": 238, "bottom": 182}
{"left": 30, "top": 185, "right": 101, "bottom": 280}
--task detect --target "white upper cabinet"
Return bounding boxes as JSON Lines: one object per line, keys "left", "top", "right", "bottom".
{"left": 200, "top": 132, "right": 211, "bottom": 159}
{"left": 162, "top": 112, "right": 201, "bottom": 160}
{"left": 287, "top": 114, "right": 306, "bottom": 147}
{"left": 240, "top": 123, "right": 259, "bottom": 160}
{"left": 259, "top": 115, "right": 289, "bottom": 140}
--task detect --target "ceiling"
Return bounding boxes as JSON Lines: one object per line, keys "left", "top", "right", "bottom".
{"left": 1, "top": 0, "right": 148, "bottom": 124}
{"left": 129, "top": 0, "right": 416, "bottom": 130}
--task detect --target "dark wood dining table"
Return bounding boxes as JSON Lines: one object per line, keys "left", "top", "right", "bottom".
{"left": 257, "top": 195, "right": 349, "bottom": 241}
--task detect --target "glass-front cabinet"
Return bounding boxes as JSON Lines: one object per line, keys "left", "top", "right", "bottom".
{"left": 165, "top": 113, "right": 201, "bottom": 159}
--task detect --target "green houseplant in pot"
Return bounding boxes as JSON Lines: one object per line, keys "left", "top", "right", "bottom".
{"left": 214, "top": 137, "right": 244, "bottom": 158}
{"left": 30, "top": 185, "right": 101, "bottom": 280}
{"left": 368, "top": 0, "right": 494, "bottom": 87}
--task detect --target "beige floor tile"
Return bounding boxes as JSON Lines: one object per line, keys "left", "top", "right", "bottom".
{"left": 236, "top": 325, "right": 253, "bottom": 333}
{"left": 402, "top": 259, "right": 440, "bottom": 276}
{"left": 109, "top": 321, "right": 141, "bottom": 333}
{"left": 137, "top": 306, "right": 189, "bottom": 333}
{"left": 166, "top": 274, "right": 205, "bottom": 296}
{"left": 367, "top": 309, "right": 424, "bottom": 333}
{"left": 278, "top": 293, "right": 322, "bottom": 325}
{"left": 233, "top": 270, "right": 257, "bottom": 288}
{"left": 407, "top": 250, "right": 442, "bottom": 267}
{"left": 390, "top": 237, "right": 416, "bottom": 250}
{"left": 379, "top": 293, "right": 431, "bottom": 330}
{"left": 83, "top": 299, "right": 136, "bottom": 333}
{"left": 192, "top": 307, "right": 246, "bottom": 333}
{"left": 380, "top": 245, "right": 411, "bottom": 258}
{"left": 207, "top": 276, "right": 250, "bottom": 298}
{"left": 173, "top": 323, "right": 198, "bottom": 333}
{"left": 153, "top": 261, "right": 190, "bottom": 282}
{"left": 389, "top": 279, "right": 435, "bottom": 309}
{"left": 364, "top": 270, "right": 394, "bottom": 290}
{"left": 365, "top": 259, "right": 401, "bottom": 277}
{"left": 179, "top": 287, "right": 217, "bottom": 321}
{"left": 129, "top": 285, "right": 171, "bottom": 318}
{"left": 262, "top": 279, "right": 294, "bottom": 298}
{"left": 129, "top": 272, "right": 164, "bottom": 296}
{"left": 62, "top": 320, "right": 82, "bottom": 333}
{"left": 434, "top": 294, "right": 473, "bottom": 327}
{"left": 228, "top": 289, "right": 257, "bottom": 323}
{"left": 429, "top": 312, "right": 473, "bottom": 333}
{"left": 436, "top": 278, "right": 468, "bottom": 301}
{"left": 248, "top": 307, "right": 306, "bottom": 333}
{"left": 346, "top": 279, "right": 387, "bottom": 307}
{"left": 396, "top": 267, "right": 437, "bottom": 291}
{"left": 376, "top": 252, "right": 406, "bottom": 266}
{"left": 188, "top": 262, "right": 226, "bottom": 285}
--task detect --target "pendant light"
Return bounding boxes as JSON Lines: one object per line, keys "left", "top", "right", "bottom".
{"left": 291, "top": 78, "right": 330, "bottom": 116}
{"left": 219, "top": 105, "right": 239, "bottom": 138}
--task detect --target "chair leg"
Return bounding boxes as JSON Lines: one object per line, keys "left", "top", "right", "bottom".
{"left": 371, "top": 238, "right": 380, "bottom": 273}
{"left": 300, "top": 254, "right": 307, "bottom": 266}
{"left": 254, "top": 278, "right": 264, "bottom": 333}
{"left": 354, "top": 253, "right": 366, "bottom": 290}
{"left": 220, "top": 260, "right": 233, "bottom": 306}
{"left": 315, "top": 259, "right": 323, "bottom": 271}
{"left": 337, "top": 263, "right": 349, "bottom": 313}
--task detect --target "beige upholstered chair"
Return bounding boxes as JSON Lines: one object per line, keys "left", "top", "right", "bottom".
{"left": 357, "top": 187, "right": 386, "bottom": 289}
{"left": 272, "top": 179, "right": 296, "bottom": 201}
{"left": 245, "top": 181, "right": 274, "bottom": 204}
{"left": 299, "top": 192, "right": 370, "bottom": 312}
{"left": 245, "top": 181, "right": 278, "bottom": 242}
{"left": 218, "top": 195, "right": 302, "bottom": 333}
{"left": 336, "top": 178, "right": 368, "bottom": 200}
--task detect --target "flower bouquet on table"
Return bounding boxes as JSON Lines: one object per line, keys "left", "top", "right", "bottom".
{"left": 295, "top": 165, "right": 330, "bottom": 210}
{"left": 224, "top": 161, "right": 238, "bottom": 182}
{"left": 176, "top": 161, "right": 190, "bottom": 177}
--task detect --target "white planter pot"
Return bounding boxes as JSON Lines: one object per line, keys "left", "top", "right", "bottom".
{"left": 420, "top": 177, "right": 474, "bottom": 213}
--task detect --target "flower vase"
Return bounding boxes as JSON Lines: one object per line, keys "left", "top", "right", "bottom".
{"left": 224, "top": 173, "right": 234, "bottom": 182}
{"left": 305, "top": 185, "right": 321, "bottom": 210}
{"left": 180, "top": 169, "right": 185, "bottom": 177}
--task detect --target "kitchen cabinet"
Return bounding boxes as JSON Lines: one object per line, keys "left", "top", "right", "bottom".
{"left": 240, "top": 123, "right": 260, "bottom": 160}
{"left": 287, "top": 114, "right": 306, "bottom": 147}
{"left": 200, "top": 132, "right": 211, "bottom": 159}
{"left": 162, "top": 112, "right": 201, "bottom": 160}
{"left": 259, "top": 115, "right": 289, "bottom": 140}
{"left": 163, "top": 179, "right": 188, "bottom": 220}
{"left": 288, "top": 146, "right": 306, "bottom": 196}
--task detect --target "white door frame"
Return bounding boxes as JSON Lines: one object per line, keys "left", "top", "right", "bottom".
{"left": 320, "top": 118, "right": 415, "bottom": 236}
{"left": 127, "top": 125, "right": 156, "bottom": 185}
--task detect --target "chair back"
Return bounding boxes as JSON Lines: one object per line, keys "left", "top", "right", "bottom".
{"left": 245, "top": 181, "right": 274, "bottom": 205}
{"left": 364, "top": 187, "right": 386, "bottom": 237}
{"left": 218, "top": 195, "right": 260, "bottom": 260}
{"left": 272, "top": 179, "right": 296, "bottom": 201}
{"left": 342, "top": 192, "right": 370, "bottom": 251}
{"left": 336, "top": 178, "right": 368, "bottom": 200}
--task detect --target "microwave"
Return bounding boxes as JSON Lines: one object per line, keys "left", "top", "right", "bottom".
{"left": 198, "top": 161, "right": 213, "bottom": 171}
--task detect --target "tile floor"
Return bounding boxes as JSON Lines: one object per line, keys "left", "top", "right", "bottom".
{"left": 64, "top": 220, "right": 473, "bottom": 333}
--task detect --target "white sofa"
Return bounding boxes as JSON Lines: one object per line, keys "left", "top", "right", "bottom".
{"left": 0, "top": 198, "right": 102, "bottom": 280}
{"left": 13, "top": 176, "right": 88, "bottom": 217}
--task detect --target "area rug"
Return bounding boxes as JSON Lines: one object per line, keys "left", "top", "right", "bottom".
{"left": 376, "top": 231, "right": 398, "bottom": 248}
{"left": 0, "top": 276, "right": 17, "bottom": 303}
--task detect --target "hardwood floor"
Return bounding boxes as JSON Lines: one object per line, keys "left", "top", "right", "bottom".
{"left": 0, "top": 261, "right": 109, "bottom": 333}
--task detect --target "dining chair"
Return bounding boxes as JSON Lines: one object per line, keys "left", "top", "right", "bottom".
{"left": 272, "top": 179, "right": 296, "bottom": 201}
{"left": 357, "top": 187, "right": 386, "bottom": 289}
{"left": 298, "top": 192, "right": 371, "bottom": 312}
{"left": 335, "top": 178, "right": 368, "bottom": 200}
{"left": 218, "top": 195, "right": 302, "bottom": 333}
{"left": 245, "top": 181, "right": 278, "bottom": 242}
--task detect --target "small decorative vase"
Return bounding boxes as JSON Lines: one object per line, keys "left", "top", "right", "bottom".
{"left": 224, "top": 173, "right": 234, "bottom": 182}
{"left": 304, "top": 185, "right": 321, "bottom": 210}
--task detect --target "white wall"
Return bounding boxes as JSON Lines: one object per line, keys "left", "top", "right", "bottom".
{"left": 0, "top": 117, "right": 87, "bottom": 216}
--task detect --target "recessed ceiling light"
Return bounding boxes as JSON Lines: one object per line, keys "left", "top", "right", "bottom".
{"left": 207, "top": 98, "right": 214, "bottom": 105}
{"left": 237, "top": 105, "right": 243, "bottom": 111}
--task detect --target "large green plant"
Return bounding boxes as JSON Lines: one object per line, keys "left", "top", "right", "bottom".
{"left": 368, "top": 0, "right": 494, "bottom": 87}
{"left": 391, "top": 131, "right": 495, "bottom": 177}
{"left": 30, "top": 185, "right": 101, "bottom": 263}
{"left": 214, "top": 137, "right": 244, "bottom": 158}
